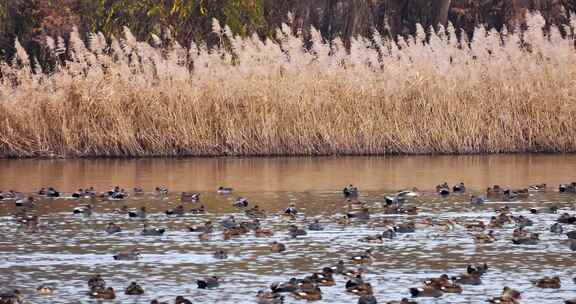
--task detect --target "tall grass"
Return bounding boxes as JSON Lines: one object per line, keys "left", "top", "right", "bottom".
{"left": 0, "top": 14, "right": 576, "bottom": 157}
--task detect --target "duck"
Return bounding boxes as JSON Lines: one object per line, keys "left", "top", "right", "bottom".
{"left": 347, "top": 207, "right": 370, "bottom": 220}
{"left": 217, "top": 186, "right": 234, "bottom": 194}
{"left": 513, "top": 215, "right": 533, "bottom": 228}
{"left": 345, "top": 276, "right": 373, "bottom": 296}
{"left": 141, "top": 225, "right": 165, "bottom": 236}
{"left": 180, "top": 192, "right": 200, "bottom": 202}
{"left": 255, "top": 227, "right": 274, "bottom": 237}
{"left": 284, "top": 203, "right": 298, "bottom": 216}
{"left": 288, "top": 225, "right": 307, "bottom": 237}
{"left": 558, "top": 213, "right": 576, "bottom": 224}
{"left": 381, "top": 228, "right": 397, "bottom": 239}
{"left": 0, "top": 289, "right": 23, "bottom": 304}
{"left": 385, "top": 299, "right": 417, "bottom": 304}
{"left": 530, "top": 206, "right": 558, "bottom": 214}
{"left": 358, "top": 295, "right": 378, "bottom": 304}
{"left": 486, "top": 185, "right": 504, "bottom": 199}
{"left": 436, "top": 182, "right": 450, "bottom": 196}
{"left": 307, "top": 267, "right": 336, "bottom": 286}
{"left": 88, "top": 274, "right": 106, "bottom": 291}
{"left": 165, "top": 205, "right": 185, "bottom": 216}
{"left": 409, "top": 287, "right": 442, "bottom": 298}
{"left": 175, "top": 296, "right": 193, "bottom": 304}
{"left": 528, "top": 183, "right": 546, "bottom": 192}
{"left": 559, "top": 182, "right": 576, "bottom": 193}
{"left": 155, "top": 186, "right": 169, "bottom": 196}
{"left": 37, "top": 285, "right": 55, "bottom": 295}
{"left": 14, "top": 196, "right": 35, "bottom": 208}
{"left": 488, "top": 286, "right": 521, "bottom": 303}
{"left": 234, "top": 197, "right": 249, "bottom": 208}
{"left": 257, "top": 290, "right": 284, "bottom": 304}
{"left": 129, "top": 207, "right": 146, "bottom": 219}
{"left": 424, "top": 274, "right": 462, "bottom": 293}
{"left": 197, "top": 276, "right": 219, "bottom": 289}
{"left": 88, "top": 287, "right": 116, "bottom": 299}
{"left": 46, "top": 187, "right": 60, "bottom": 198}
{"left": 73, "top": 204, "right": 93, "bottom": 216}
{"left": 220, "top": 216, "right": 237, "bottom": 229}
{"left": 533, "top": 276, "right": 561, "bottom": 288}
{"left": 246, "top": 205, "right": 266, "bottom": 218}
{"left": 465, "top": 221, "right": 486, "bottom": 232}
{"left": 271, "top": 241, "right": 287, "bottom": 253}
{"left": 351, "top": 248, "right": 374, "bottom": 264}
{"left": 105, "top": 222, "right": 122, "bottom": 234}
{"left": 213, "top": 249, "right": 228, "bottom": 259}
{"left": 113, "top": 205, "right": 129, "bottom": 214}
{"left": 512, "top": 232, "right": 539, "bottom": 245}
{"left": 467, "top": 263, "right": 489, "bottom": 276}
{"left": 394, "top": 222, "right": 416, "bottom": 233}
{"left": 293, "top": 279, "right": 322, "bottom": 301}
{"left": 198, "top": 232, "right": 210, "bottom": 241}
{"left": 343, "top": 184, "right": 359, "bottom": 198}
{"left": 470, "top": 195, "right": 486, "bottom": 205}
{"left": 240, "top": 219, "right": 260, "bottom": 231}
{"left": 150, "top": 300, "right": 168, "bottom": 304}
{"left": 550, "top": 223, "right": 564, "bottom": 234}
{"left": 567, "top": 230, "right": 576, "bottom": 239}
{"left": 359, "top": 234, "right": 384, "bottom": 244}
{"left": 71, "top": 189, "right": 84, "bottom": 199}
{"left": 190, "top": 205, "right": 206, "bottom": 214}
{"left": 474, "top": 230, "right": 496, "bottom": 244}
{"left": 125, "top": 282, "right": 145, "bottom": 295}
{"left": 452, "top": 273, "right": 482, "bottom": 285}
{"left": 132, "top": 187, "right": 144, "bottom": 196}
{"left": 453, "top": 182, "right": 466, "bottom": 193}
{"left": 113, "top": 248, "right": 141, "bottom": 260}
{"left": 188, "top": 221, "right": 213, "bottom": 233}
{"left": 270, "top": 278, "right": 299, "bottom": 293}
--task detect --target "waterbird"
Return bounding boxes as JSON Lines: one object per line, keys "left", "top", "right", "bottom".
{"left": 528, "top": 183, "right": 546, "bottom": 192}
{"left": 217, "top": 186, "right": 233, "bottom": 194}
{"left": 550, "top": 223, "right": 564, "bottom": 234}
{"left": 343, "top": 184, "right": 359, "bottom": 198}
{"left": 233, "top": 197, "right": 249, "bottom": 208}
{"left": 105, "top": 222, "right": 122, "bottom": 234}
{"left": 288, "top": 225, "right": 307, "bottom": 237}
{"left": 128, "top": 207, "right": 146, "bottom": 219}
{"left": 271, "top": 241, "right": 286, "bottom": 253}
{"left": 73, "top": 204, "right": 92, "bottom": 216}
{"left": 488, "top": 286, "right": 521, "bottom": 303}
{"left": 165, "top": 205, "right": 185, "bottom": 216}
{"left": 270, "top": 278, "right": 299, "bottom": 293}
{"left": 141, "top": 225, "right": 165, "bottom": 236}
{"left": 197, "top": 276, "right": 219, "bottom": 289}
{"left": 307, "top": 268, "right": 336, "bottom": 286}
{"left": 350, "top": 248, "right": 374, "bottom": 265}
{"left": 175, "top": 296, "right": 193, "bottom": 304}
{"left": 409, "top": 287, "right": 442, "bottom": 298}
{"left": 113, "top": 248, "right": 141, "bottom": 261}
{"left": 180, "top": 192, "right": 200, "bottom": 202}
{"left": 88, "top": 287, "right": 115, "bottom": 299}
{"left": 358, "top": 295, "right": 378, "bottom": 304}
{"left": 87, "top": 274, "right": 106, "bottom": 291}
{"left": 125, "top": 282, "right": 145, "bottom": 295}
{"left": 470, "top": 195, "right": 486, "bottom": 205}
{"left": 452, "top": 182, "right": 466, "bottom": 193}
{"left": 292, "top": 279, "right": 322, "bottom": 301}
{"left": 257, "top": 289, "right": 284, "bottom": 304}
{"left": 36, "top": 285, "right": 55, "bottom": 295}
{"left": 213, "top": 249, "right": 228, "bottom": 259}
{"left": 436, "top": 182, "right": 450, "bottom": 196}
{"left": 284, "top": 203, "right": 298, "bottom": 216}
{"left": 532, "top": 276, "right": 561, "bottom": 288}
{"left": 385, "top": 299, "right": 417, "bottom": 304}
{"left": 0, "top": 289, "right": 23, "bottom": 304}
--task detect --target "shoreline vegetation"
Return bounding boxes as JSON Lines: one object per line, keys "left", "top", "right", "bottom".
{"left": 1, "top": 12, "right": 576, "bottom": 158}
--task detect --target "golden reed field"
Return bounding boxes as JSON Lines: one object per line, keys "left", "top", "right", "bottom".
{"left": 0, "top": 14, "right": 575, "bottom": 157}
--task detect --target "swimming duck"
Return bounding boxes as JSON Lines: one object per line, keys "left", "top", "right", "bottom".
{"left": 175, "top": 296, "right": 193, "bottom": 304}
{"left": 270, "top": 278, "right": 299, "bottom": 293}
{"left": 530, "top": 206, "right": 558, "bottom": 214}
{"left": 113, "top": 205, "right": 129, "bottom": 214}
{"left": 423, "top": 274, "right": 462, "bottom": 293}
{"left": 150, "top": 300, "right": 168, "bottom": 304}
{"left": 470, "top": 195, "right": 486, "bottom": 205}
{"left": 14, "top": 196, "right": 35, "bottom": 208}
{"left": 343, "top": 184, "right": 359, "bottom": 198}
{"left": 358, "top": 295, "right": 378, "bottom": 304}
{"left": 180, "top": 192, "right": 200, "bottom": 202}
{"left": 197, "top": 276, "right": 219, "bottom": 289}
{"left": 71, "top": 189, "right": 83, "bottom": 198}
{"left": 288, "top": 225, "right": 307, "bottom": 237}
{"left": 217, "top": 186, "right": 234, "bottom": 194}
{"left": 188, "top": 221, "right": 213, "bottom": 233}
{"left": 37, "top": 285, "right": 55, "bottom": 295}
{"left": 385, "top": 299, "right": 417, "bottom": 304}
{"left": 453, "top": 182, "right": 466, "bottom": 193}
{"left": 105, "top": 222, "right": 122, "bottom": 234}
{"left": 345, "top": 276, "right": 373, "bottom": 296}
{"left": 394, "top": 222, "right": 416, "bottom": 233}
{"left": 46, "top": 187, "right": 60, "bottom": 198}
{"left": 132, "top": 187, "right": 144, "bottom": 196}
{"left": 125, "top": 282, "right": 145, "bottom": 295}
{"left": 528, "top": 183, "right": 546, "bottom": 192}
{"left": 257, "top": 289, "right": 284, "bottom": 304}
{"left": 409, "top": 287, "right": 442, "bottom": 298}
{"left": 88, "top": 274, "right": 106, "bottom": 291}
{"left": 89, "top": 287, "right": 116, "bottom": 299}
{"left": 488, "top": 286, "right": 521, "bottom": 303}
{"left": 351, "top": 249, "right": 374, "bottom": 264}
{"left": 255, "top": 227, "right": 274, "bottom": 237}
{"left": 452, "top": 273, "right": 482, "bottom": 285}
{"left": 550, "top": 223, "right": 564, "bottom": 234}
{"left": 381, "top": 228, "right": 397, "bottom": 239}
{"left": 474, "top": 230, "right": 496, "bottom": 244}
{"left": 486, "top": 185, "right": 504, "bottom": 199}
{"left": 512, "top": 231, "right": 539, "bottom": 245}
{"left": 190, "top": 205, "right": 206, "bottom": 214}
{"left": 514, "top": 215, "right": 533, "bottom": 228}
{"left": 73, "top": 204, "right": 93, "bottom": 216}
{"left": 113, "top": 248, "right": 141, "bottom": 260}
{"left": 165, "top": 205, "right": 185, "bottom": 216}
{"left": 533, "top": 276, "right": 561, "bottom": 288}
{"left": 129, "top": 207, "right": 146, "bottom": 219}
{"left": 198, "top": 232, "right": 210, "bottom": 241}
{"left": 559, "top": 182, "right": 576, "bottom": 193}
{"left": 465, "top": 221, "right": 486, "bottom": 232}
{"left": 359, "top": 234, "right": 384, "bottom": 244}
{"left": 213, "top": 249, "right": 228, "bottom": 259}
{"left": 307, "top": 267, "right": 336, "bottom": 286}
{"left": 271, "top": 241, "right": 287, "bottom": 253}
{"left": 284, "top": 203, "right": 298, "bottom": 216}
{"left": 141, "top": 225, "right": 165, "bottom": 236}
{"left": 293, "top": 279, "right": 322, "bottom": 301}
{"left": 436, "top": 182, "right": 450, "bottom": 196}
{"left": 155, "top": 186, "right": 169, "bottom": 196}
{"left": 467, "top": 263, "right": 489, "bottom": 276}
{"left": 234, "top": 197, "right": 249, "bottom": 208}
{"left": 558, "top": 213, "right": 576, "bottom": 224}
{"left": 347, "top": 206, "right": 370, "bottom": 220}
{"left": 220, "top": 216, "right": 237, "bottom": 229}
{"left": 0, "top": 289, "right": 23, "bottom": 304}
{"left": 566, "top": 230, "right": 576, "bottom": 239}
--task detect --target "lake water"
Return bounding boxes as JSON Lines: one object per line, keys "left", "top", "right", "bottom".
{"left": 0, "top": 155, "right": 575, "bottom": 303}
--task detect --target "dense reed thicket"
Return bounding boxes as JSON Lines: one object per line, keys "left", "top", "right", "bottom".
{"left": 0, "top": 14, "right": 575, "bottom": 157}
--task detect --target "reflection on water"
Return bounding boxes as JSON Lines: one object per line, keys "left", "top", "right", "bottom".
{"left": 0, "top": 156, "right": 576, "bottom": 303}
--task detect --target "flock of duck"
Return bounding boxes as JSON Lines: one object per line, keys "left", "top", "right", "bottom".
{"left": 1, "top": 181, "right": 576, "bottom": 303}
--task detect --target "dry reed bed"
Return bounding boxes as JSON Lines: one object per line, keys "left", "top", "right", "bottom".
{"left": 0, "top": 15, "right": 575, "bottom": 157}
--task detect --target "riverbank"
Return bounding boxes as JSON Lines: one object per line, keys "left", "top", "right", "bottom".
{"left": 0, "top": 15, "right": 575, "bottom": 158}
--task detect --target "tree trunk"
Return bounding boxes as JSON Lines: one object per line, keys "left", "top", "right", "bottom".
{"left": 432, "top": 0, "right": 452, "bottom": 27}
